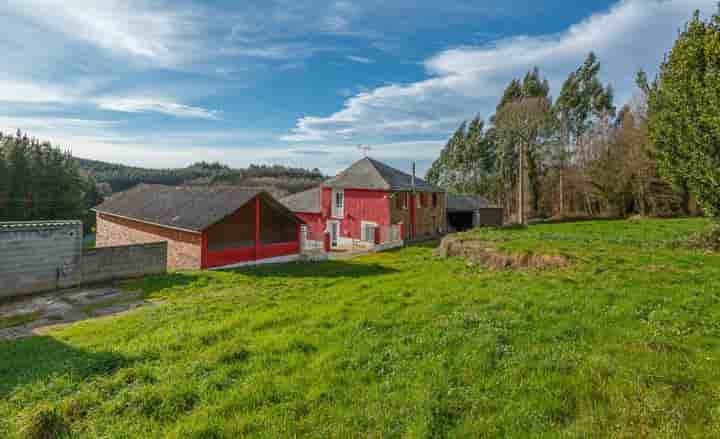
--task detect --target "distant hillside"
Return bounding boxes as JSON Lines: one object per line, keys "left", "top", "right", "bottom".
{"left": 75, "top": 158, "right": 325, "bottom": 198}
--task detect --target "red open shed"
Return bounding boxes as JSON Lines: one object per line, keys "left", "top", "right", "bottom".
{"left": 94, "top": 185, "right": 305, "bottom": 271}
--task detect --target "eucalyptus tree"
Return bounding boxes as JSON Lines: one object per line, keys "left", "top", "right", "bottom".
{"left": 554, "top": 52, "right": 615, "bottom": 214}
{"left": 494, "top": 97, "right": 555, "bottom": 224}
{"left": 641, "top": 9, "right": 720, "bottom": 218}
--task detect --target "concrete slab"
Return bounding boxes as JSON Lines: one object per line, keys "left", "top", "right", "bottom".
{"left": 0, "top": 285, "right": 153, "bottom": 341}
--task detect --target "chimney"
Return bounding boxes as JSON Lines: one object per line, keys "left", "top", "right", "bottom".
{"left": 411, "top": 162, "right": 416, "bottom": 192}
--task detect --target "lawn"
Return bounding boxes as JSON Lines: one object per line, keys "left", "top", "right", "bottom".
{"left": 1, "top": 218, "right": 719, "bottom": 438}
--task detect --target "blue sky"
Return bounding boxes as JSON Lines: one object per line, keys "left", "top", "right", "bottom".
{"left": 0, "top": 0, "right": 716, "bottom": 175}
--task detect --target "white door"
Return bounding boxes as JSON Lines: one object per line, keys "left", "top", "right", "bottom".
{"left": 329, "top": 222, "right": 340, "bottom": 247}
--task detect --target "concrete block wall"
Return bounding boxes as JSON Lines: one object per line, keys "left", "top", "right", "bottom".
{"left": 81, "top": 242, "right": 167, "bottom": 284}
{"left": 0, "top": 222, "right": 83, "bottom": 298}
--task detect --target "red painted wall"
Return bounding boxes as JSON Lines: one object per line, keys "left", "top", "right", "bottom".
{"left": 296, "top": 212, "right": 325, "bottom": 238}
{"left": 289, "top": 187, "right": 397, "bottom": 242}
{"left": 202, "top": 195, "right": 301, "bottom": 269}
{"left": 323, "top": 187, "right": 391, "bottom": 240}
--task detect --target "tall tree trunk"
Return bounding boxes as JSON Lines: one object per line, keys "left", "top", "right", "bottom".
{"left": 680, "top": 180, "right": 691, "bottom": 216}
{"left": 559, "top": 167, "right": 565, "bottom": 217}
{"left": 518, "top": 143, "right": 525, "bottom": 224}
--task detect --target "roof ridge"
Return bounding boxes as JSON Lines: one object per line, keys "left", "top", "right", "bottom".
{"left": 362, "top": 157, "right": 393, "bottom": 189}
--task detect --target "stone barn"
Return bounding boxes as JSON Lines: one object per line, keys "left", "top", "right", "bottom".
{"left": 94, "top": 185, "right": 304, "bottom": 270}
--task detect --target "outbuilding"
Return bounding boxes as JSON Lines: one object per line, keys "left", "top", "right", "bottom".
{"left": 94, "top": 184, "right": 304, "bottom": 270}
{"left": 446, "top": 194, "right": 504, "bottom": 232}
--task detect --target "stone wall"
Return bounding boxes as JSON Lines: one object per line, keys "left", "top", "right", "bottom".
{"left": 97, "top": 213, "right": 201, "bottom": 270}
{"left": 82, "top": 242, "right": 167, "bottom": 284}
{"left": 0, "top": 221, "right": 83, "bottom": 298}
{"left": 390, "top": 192, "right": 446, "bottom": 240}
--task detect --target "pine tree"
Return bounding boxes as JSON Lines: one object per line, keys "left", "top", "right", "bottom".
{"left": 5, "top": 136, "right": 31, "bottom": 220}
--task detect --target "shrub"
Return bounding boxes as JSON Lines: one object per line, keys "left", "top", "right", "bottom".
{"left": 18, "top": 404, "right": 69, "bottom": 439}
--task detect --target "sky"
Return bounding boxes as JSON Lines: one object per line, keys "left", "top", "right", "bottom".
{"left": 0, "top": 0, "right": 717, "bottom": 176}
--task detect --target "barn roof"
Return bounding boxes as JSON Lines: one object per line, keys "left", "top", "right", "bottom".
{"left": 93, "top": 184, "right": 301, "bottom": 232}
{"left": 280, "top": 187, "right": 322, "bottom": 214}
{"left": 325, "top": 157, "right": 443, "bottom": 192}
{"left": 446, "top": 194, "right": 500, "bottom": 212}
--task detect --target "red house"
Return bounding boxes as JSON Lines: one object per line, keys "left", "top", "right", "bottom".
{"left": 281, "top": 157, "right": 446, "bottom": 248}
{"left": 94, "top": 185, "right": 304, "bottom": 270}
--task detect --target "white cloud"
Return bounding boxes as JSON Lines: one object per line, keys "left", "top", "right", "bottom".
{"left": 346, "top": 55, "right": 375, "bottom": 64}
{"left": 286, "top": 0, "right": 718, "bottom": 143}
{"left": 0, "top": 79, "right": 77, "bottom": 104}
{"left": 93, "top": 97, "right": 220, "bottom": 120}
{"left": 4, "top": 0, "right": 202, "bottom": 66}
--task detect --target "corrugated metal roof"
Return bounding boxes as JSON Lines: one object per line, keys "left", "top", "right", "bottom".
{"left": 93, "top": 184, "right": 301, "bottom": 232}
{"left": 0, "top": 220, "right": 82, "bottom": 230}
{"left": 325, "top": 157, "right": 443, "bottom": 193}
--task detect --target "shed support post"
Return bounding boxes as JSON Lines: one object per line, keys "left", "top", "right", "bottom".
{"left": 254, "top": 196, "right": 260, "bottom": 261}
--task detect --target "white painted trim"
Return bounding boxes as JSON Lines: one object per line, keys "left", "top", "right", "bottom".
{"left": 360, "top": 220, "right": 378, "bottom": 242}
{"left": 375, "top": 241, "right": 404, "bottom": 252}
{"left": 209, "top": 254, "right": 301, "bottom": 270}
{"left": 327, "top": 220, "right": 341, "bottom": 247}
{"left": 331, "top": 189, "right": 345, "bottom": 218}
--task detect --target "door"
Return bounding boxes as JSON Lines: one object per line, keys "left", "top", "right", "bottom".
{"left": 329, "top": 221, "right": 340, "bottom": 247}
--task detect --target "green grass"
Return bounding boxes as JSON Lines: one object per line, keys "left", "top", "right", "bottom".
{"left": 1, "top": 218, "right": 720, "bottom": 438}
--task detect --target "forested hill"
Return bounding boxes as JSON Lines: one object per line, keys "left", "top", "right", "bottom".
{"left": 76, "top": 158, "right": 326, "bottom": 197}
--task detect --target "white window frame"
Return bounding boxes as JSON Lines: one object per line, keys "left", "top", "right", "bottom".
{"left": 361, "top": 221, "right": 378, "bottom": 243}
{"left": 327, "top": 220, "right": 340, "bottom": 247}
{"left": 332, "top": 189, "right": 345, "bottom": 218}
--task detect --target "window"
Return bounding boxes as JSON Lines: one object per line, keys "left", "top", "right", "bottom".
{"left": 361, "top": 221, "right": 377, "bottom": 243}
{"left": 432, "top": 193, "right": 438, "bottom": 208}
{"left": 402, "top": 192, "right": 409, "bottom": 210}
{"left": 416, "top": 193, "right": 422, "bottom": 209}
{"left": 396, "top": 192, "right": 403, "bottom": 209}
{"left": 332, "top": 189, "right": 344, "bottom": 218}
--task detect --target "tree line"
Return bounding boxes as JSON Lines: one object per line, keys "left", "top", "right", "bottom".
{"left": 427, "top": 8, "right": 719, "bottom": 224}
{"left": 78, "top": 158, "right": 325, "bottom": 195}
{"left": 0, "top": 131, "right": 103, "bottom": 231}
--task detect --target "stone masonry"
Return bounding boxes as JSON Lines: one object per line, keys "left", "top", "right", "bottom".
{"left": 96, "top": 213, "right": 201, "bottom": 270}
{"left": 390, "top": 192, "right": 446, "bottom": 240}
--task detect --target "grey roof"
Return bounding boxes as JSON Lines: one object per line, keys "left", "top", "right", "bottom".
{"left": 94, "top": 184, "right": 301, "bottom": 232}
{"left": 0, "top": 220, "right": 82, "bottom": 231}
{"left": 446, "top": 194, "right": 500, "bottom": 212}
{"left": 280, "top": 187, "right": 321, "bottom": 214}
{"left": 325, "top": 157, "right": 443, "bottom": 192}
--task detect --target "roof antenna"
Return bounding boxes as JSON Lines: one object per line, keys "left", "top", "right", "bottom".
{"left": 358, "top": 144, "right": 372, "bottom": 157}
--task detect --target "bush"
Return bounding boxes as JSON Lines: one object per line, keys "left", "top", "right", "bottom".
{"left": 18, "top": 404, "right": 69, "bottom": 439}
{"left": 679, "top": 223, "right": 720, "bottom": 252}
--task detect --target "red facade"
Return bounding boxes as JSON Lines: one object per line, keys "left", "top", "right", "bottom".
{"left": 298, "top": 187, "right": 392, "bottom": 242}
{"left": 98, "top": 195, "right": 302, "bottom": 271}
{"left": 201, "top": 196, "right": 301, "bottom": 269}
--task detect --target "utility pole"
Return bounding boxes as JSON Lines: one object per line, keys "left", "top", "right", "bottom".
{"left": 518, "top": 142, "right": 525, "bottom": 225}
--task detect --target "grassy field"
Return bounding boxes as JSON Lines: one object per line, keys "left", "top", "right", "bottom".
{"left": 1, "top": 218, "right": 720, "bottom": 438}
